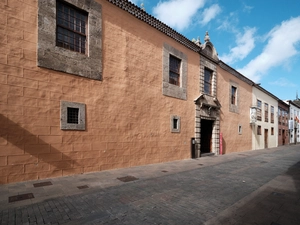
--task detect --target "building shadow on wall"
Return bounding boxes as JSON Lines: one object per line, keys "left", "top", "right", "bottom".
{"left": 0, "top": 114, "right": 80, "bottom": 183}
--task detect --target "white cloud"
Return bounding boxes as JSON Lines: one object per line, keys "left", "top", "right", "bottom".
{"left": 270, "top": 77, "right": 297, "bottom": 87}
{"left": 217, "top": 12, "right": 239, "bottom": 32}
{"left": 243, "top": 4, "right": 253, "bottom": 13}
{"left": 153, "top": 0, "right": 206, "bottom": 31}
{"left": 238, "top": 16, "right": 300, "bottom": 82}
{"left": 220, "top": 27, "right": 256, "bottom": 64}
{"left": 200, "top": 4, "right": 221, "bottom": 26}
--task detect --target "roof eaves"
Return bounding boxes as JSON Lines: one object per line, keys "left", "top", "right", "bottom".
{"left": 106, "top": 0, "right": 201, "bottom": 52}
{"left": 218, "top": 61, "right": 254, "bottom": 86}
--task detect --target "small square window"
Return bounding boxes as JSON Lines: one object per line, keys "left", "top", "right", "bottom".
{"left": 171, "top": 115, "right": 180, "bottom": 133}
{"left": 173, "top": 118, "right": 178, "bottom": 129}
{"left": 238, "top": 125, "right": 242, "bottom": 135}
{"left": 67, "top": 107, "right": 79, "bottom": 124}
{"left": 61, "top": 101, "right": 86, "bottom": 130}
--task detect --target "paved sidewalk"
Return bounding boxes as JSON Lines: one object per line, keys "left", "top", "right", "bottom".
{"left": 0, "top": 145, "right": 300, "bottom": 225}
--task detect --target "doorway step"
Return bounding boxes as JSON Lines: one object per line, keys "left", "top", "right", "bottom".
{"left": 201, "top": 153, "right": 215, "bottom": 157}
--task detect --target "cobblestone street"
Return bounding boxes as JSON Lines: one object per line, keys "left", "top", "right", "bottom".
{"left": 0, "top": 145, "right": 300, "bottom": 225}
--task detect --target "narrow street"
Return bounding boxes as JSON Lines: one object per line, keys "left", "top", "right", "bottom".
{"left": 1, "top": 145, "right": 300, "bottom": 225}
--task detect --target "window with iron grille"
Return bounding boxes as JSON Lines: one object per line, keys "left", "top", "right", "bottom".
{"left": 61, "top": 101, "right": 85, "bottom": 130}
{"left": 67, "top": 107, "right": 79, "bottom": 124}
{"left": 265, "top": 103, "right": 268, "bottom": 122}
{"left": 257, "top": 100, "right": 262, "bottom": 121}
{"left": 204, "top": 68, "right": 212, "bottom": 95}
{"left": 170, "top": 115, "right": 180, "bottom": 133}
{"left": 231, "top": 86, "right": 237, "bottom": 105}
{"left": 56, "top": 1, "right": 87, "bottom": 54}
{"left": 169, "top": 55, "right": 181, "bottom": 86}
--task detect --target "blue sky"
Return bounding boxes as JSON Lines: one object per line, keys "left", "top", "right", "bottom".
{"left": 128, "top": 0, "right": 300, "bottom": 101}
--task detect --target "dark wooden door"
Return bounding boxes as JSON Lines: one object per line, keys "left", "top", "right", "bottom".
{"left": 200, "top": 119, "right": 213, "bottom": 154}
{"left": 264, "top": 129, "right": 268, "bottom": 148}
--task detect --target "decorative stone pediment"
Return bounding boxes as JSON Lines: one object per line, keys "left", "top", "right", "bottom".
{"left": 201, "top": 31, "right": 219, "bottom": 61}
{"left": 194, "top": 94, "right": 221, "bottom": 118}
{"left": 194, "top": 94, "right": 221, "bottom": 109}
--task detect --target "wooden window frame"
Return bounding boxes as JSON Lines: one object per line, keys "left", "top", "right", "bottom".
{"left": 56, "top": 0, "right": 88, "bottom": 54}
{"left": 271, "top": 127, "right": 274, "bottom": 135}
{"left": 271, "top": 106, "right": 274, "bottom": 123}
{"left": 204, "top": 68, "right": 212, "bottom": 95}
{"left": 257, "top": 125, "right": 261, "bottom": 135}
{"left": 169, "top": 55, "right": 181, "bottom": 86}
{"left": 265, "top": 103, "right": 269, "bottom": 122}
{"left": 231, "top": 86, "right": 237, "bottom": 105}
{"left": 257, "top": 100, "right": 262, "bottom": 121}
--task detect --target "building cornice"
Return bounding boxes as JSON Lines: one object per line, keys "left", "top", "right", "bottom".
{"left": 106, "top": 0, "right": 201, "bottom": 53}
{"left": 218, "top": 61, "right": 254, "bottom": 85}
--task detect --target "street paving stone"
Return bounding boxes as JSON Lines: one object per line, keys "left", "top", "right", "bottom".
{"left": 0, "top": 145, "right": 300, "bottom": 224}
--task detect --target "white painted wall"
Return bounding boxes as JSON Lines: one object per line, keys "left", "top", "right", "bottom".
{"left": 252, "top": 87, "right": 278, "bottom": 150}
{"left": 288, "top": 103, "right": 300, "bottom": 144}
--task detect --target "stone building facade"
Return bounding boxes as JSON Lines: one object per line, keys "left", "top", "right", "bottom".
{"left": 251, "top": 86, "right": 278, "bottom": 150}
{"left": 194, "top": 35, "right": 221, "bottom": 157}
{"left": 0, "top": 0, "right": 206, "bottom": 184}
{"left": 287, "top": 101, "right": 300, "bottom": 144}
{"left": 0, "top": 0, "right": 290, "bottom": 184}
{"left": 217, "top": 62, "right": 253, "bottom": 154}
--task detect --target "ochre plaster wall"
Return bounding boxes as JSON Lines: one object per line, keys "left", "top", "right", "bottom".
{"left": 0, "top": 0, "right": 200, "bottom": 183}
{"left": 217, "top": 67, "right": 252, "bottom": 154}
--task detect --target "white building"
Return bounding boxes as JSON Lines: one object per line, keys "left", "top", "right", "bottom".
{"left": 251, "top": 85, "right": 278, "bottom": 149}
{"left": 287, "top": 101, "right": 300, "bottom": 144}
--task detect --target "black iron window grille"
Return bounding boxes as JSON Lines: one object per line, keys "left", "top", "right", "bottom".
{"left": 56, "top": 1, "right": 87, "bottom": 54}
{"left": 67, "top": 107, "right": 79, "bottom": 124}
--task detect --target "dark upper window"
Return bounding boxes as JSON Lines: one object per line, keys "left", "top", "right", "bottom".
{"left": 265, "top": 103, "right": 269, "bottom": 122}
{"left": 56, "top": 1, "right": 88, "bottom": 54}
{"left": 271, "top": 127, "right": 274, "bottom": 135}
{"left": 231, "top": 86, "right": 237, "bottom": 105}
{"left": 271, "top": 106, "right": 274, "bottom": 123}
{"left": 257, "top": 125, "right": 261, "bottom": 135}
{"left": 278, "top": 108, "right": 282, "bottom": 125}
{"left": 67, "top": 107, "right": 79, "bottom": 124}
{"left": 257, "top": 100, "right": 262, "bottom": 121}
{"left": 204, "top": 68, "right": 212, "bottom": 95}
{"left": 173, "top": 118, "right": 178, "bottom": 129}
{"left": 169, "top": 55, "right": 181, "bottom": 86}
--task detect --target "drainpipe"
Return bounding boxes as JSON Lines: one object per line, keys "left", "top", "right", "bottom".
{"left": 219, "top": 132, "right": 223, "bottom": 155}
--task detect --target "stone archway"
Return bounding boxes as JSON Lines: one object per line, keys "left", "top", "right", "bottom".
{"left": 194, "top": 94, "right": 221, "bottom": 157}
